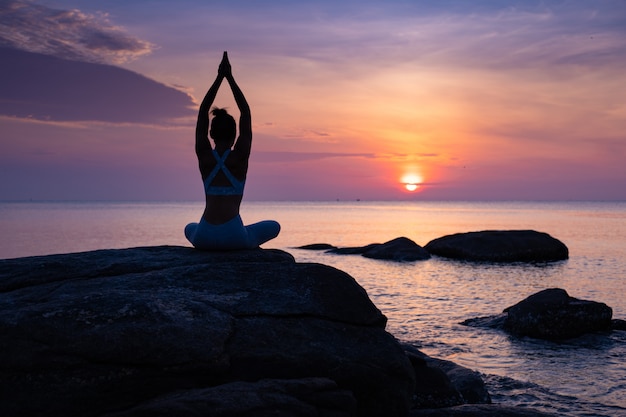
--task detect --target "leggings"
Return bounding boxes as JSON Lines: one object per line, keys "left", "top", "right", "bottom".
{"left": 185, "top": 215, "right": 280, "bottom": 250}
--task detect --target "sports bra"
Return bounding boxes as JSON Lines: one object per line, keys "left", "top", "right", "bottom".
{"left": 203, "top": 149, "right": 245, "bottom": 196}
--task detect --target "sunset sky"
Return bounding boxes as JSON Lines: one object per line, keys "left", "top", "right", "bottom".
{"left": 1, "top": 0, "right": 625, "bottom": 201}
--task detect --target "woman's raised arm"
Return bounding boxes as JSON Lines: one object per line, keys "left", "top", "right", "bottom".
{"left": 195, "top": 68, "right": 224, "bottom": 155}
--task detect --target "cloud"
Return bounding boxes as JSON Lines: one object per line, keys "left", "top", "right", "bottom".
{"left": 0, "top": 1, "right": 196, "bottom": 124}
{"left": 0, "top": 0, "right": 154, "bottom": 64}
{"left": 252, "top": 151, "right": 376, "bottom": 163}
{"left": 0, "top": 47, "right": 195, "bottom": 124}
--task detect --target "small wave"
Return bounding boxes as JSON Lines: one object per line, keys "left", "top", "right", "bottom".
{"left": 485, "top": 374, "right": 626, "bottom": 417}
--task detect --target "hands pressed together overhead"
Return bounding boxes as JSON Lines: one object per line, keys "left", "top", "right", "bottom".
{"left": 218, "top": 51, "right": 232, "bottom": 78}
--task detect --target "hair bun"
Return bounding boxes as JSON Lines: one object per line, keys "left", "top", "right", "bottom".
{"left": 211, "top": 107, "right": 229, "bottom": 117}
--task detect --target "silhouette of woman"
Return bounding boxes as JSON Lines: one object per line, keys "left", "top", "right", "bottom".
{"left": 185, "top": 52, "right": 280, "bottom": 250}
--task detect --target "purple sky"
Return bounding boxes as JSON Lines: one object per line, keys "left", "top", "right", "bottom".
{"left": 1, "top": 0, "right": 625, "bottom": 201}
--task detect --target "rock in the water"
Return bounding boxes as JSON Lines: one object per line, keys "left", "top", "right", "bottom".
{"left": 295, "top": 243, "right": 337, "bottom": 250}
{"left": 362, "top": 237, "right": 431, "bottom": 261}
{"left": 503, "top": 288, "right": 612, "bottom": 340}
{"left": 0, "top": 246, "right": 415, "bottom": 417}
{"left": 424, "top": 230, "right": 568, "bottom": 262}
{"left": 461, "top": 314, "right": 507, "bottom": 330}
{"left": 329, "top": 243, "right": 382, "bottom": 255}
{"left": 462, "top": 288, "right": 614, "bottom": 340}
{"left": 327, "top": 238, "right": 430, "bottom": 262}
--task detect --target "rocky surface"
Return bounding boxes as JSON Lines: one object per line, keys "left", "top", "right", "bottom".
{"left": 1, "top": 246, "right": 567, "bottom": 416}
{"left": 424, "top": 230, "right": 569, "bottom": 263}
{"left": 0, "top": 246, "right": 414, "bottom": 417}
{"left": 103, "top": 377, "right": 357, "bottom": 417}
{"left": 462, "top": 288, "right": 614, "bottom": 340}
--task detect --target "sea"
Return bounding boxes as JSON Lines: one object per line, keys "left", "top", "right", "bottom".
{"left": 1, "top": 200, "right": 625, "bottom": 416}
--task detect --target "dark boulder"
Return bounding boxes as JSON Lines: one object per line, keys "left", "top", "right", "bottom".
{"left": 503, "top": 288, "right": 613, "bottom": 339}
{"left": 462, "top": 288, "right": 614, "bottom": 340}
{"left": 424, "top": 230, "right": 568, "bottom": 262}
{"left": 403, "top": 344, "right": 490, "bottom": 409}
{"left": 0, "top": 246, "right": 415, "bottom": 417}
{"left": 362, "top": 237, "right": 431, "bottom": 261}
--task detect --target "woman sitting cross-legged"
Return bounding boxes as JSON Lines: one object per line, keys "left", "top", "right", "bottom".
{"left": 185, "top": 52, "right": 280, "bottom": 250}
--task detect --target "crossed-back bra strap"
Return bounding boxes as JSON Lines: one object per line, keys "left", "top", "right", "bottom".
{"left": 203, "top": 149, "right": 245, "bottom": 196}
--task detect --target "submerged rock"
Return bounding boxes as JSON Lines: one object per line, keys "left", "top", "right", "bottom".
{"left": 0, "top": 246, "right": 415, "bottom": 417}
{"left": 461, "top": 314, "right": 507, "bottom": 330}
{"left": 295, "top": 243, "right": 337, "bottom": 250}
{"left": 329, "top": 243, "right": 382, "bottom": 255}
{"left": 462, "top": 288, "right": 614, "bottom": 340}
{"left": 424, "top": 230, "right": 568, "bottom": 263}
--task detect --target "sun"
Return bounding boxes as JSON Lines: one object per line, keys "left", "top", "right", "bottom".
{"left": 401, "top": 173, "right": 423, "bottom": 192}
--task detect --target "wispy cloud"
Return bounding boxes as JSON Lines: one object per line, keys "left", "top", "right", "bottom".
{"left": 201, "top": 1, "right": 626, "bottom": 76}
{"left": 252, "top": 151, "right": 376, "bottom": 163}
{"left": 0, "top": 0, "right": 153, "bottom": 64}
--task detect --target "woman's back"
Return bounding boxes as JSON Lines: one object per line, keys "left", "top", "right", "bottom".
{"left": 200, "top": 147, "right": 248, "bottom": 224}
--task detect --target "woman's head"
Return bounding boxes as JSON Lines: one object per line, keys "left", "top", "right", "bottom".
{"left": 210, "top": 107, "right": 236, "bottom": 146}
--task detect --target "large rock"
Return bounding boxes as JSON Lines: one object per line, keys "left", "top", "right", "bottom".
{"left": 462, "top": 288, "right": 614, "bottom": 340}
{"left": 424, "top": 230, "right": 568, "bottom": 263}
{"left": 0, "top": 246, "right": 415, "bottom": 417}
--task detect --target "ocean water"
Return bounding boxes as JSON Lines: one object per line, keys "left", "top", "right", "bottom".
{"left": 1, "top": 200, "right": 625, "bottom": 416}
